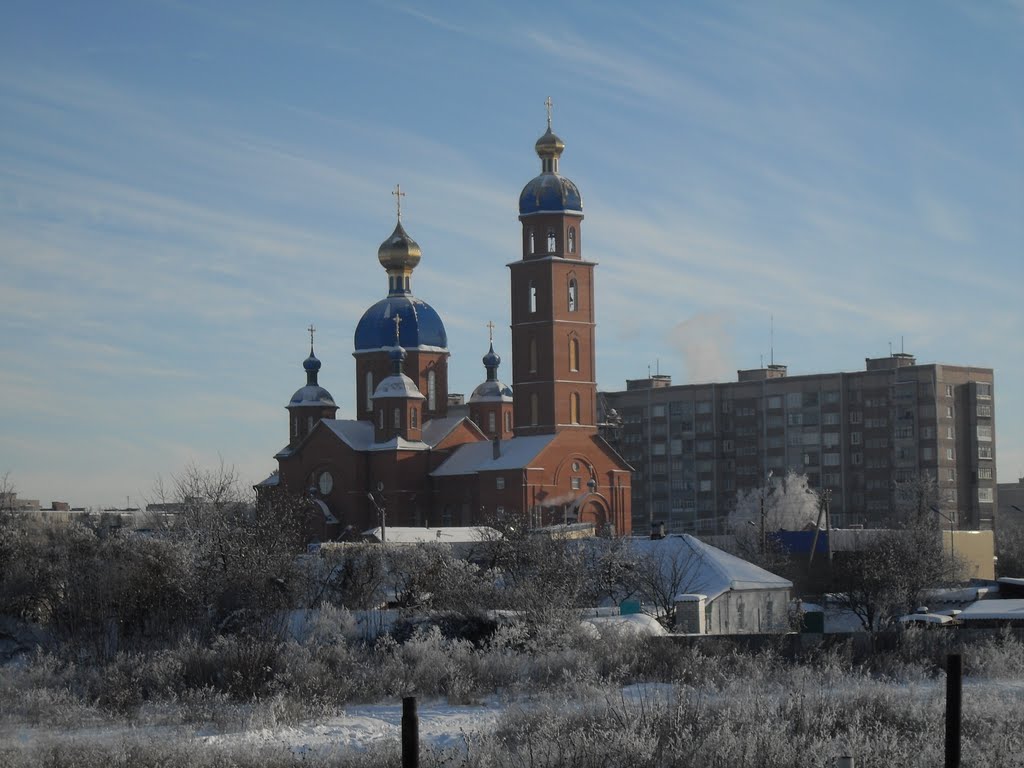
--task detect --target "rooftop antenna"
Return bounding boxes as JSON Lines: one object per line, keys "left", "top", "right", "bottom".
{"left": 901, "top": 335, "right": 905, "bottom": 354}
{"left": 889, "top": 341, "right": 893, "bottom": 357}
{"left": 656, "top": 358, "right": 660, "bottom": 375}
{"left": 760, "top": 354, "right": 764, "bottom": 369}
{"left": 770, "top": 314, "right": 774, "bottom": 367}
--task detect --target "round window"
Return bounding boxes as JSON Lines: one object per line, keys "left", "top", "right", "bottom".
{"left": 571, "top": 461, "right": 580, "bottom": 472}
{"left": 318, "top": 471, "right": 334, "bottom": 495}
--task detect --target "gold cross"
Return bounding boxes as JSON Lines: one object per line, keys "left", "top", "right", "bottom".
{"left": 307, "top": 323, "right": 316, "bottom": 347}
{"left": 486, "top": 320, "right": 495, "bottom": 342}
{"left": 545, "top": 96, "right": 553, "bottom": 130}
{"left": 392, "top": 184, "right": 406, "bottom": 220}
{"left": 393, "top": 314, "right": 402, "bottom": 345}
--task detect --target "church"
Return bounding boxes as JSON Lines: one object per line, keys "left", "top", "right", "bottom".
{"left": 258, "top": 109, "right": 633, "bottom": 541}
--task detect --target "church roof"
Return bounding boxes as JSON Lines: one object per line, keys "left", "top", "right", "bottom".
{"left": 518, "top": 172, "right": 583, "bottom": 216}
{"left": 321, "top": 419, "right": 375, "bottom": 451}
{"left": 420, "top": 416, "right": 477, "bottom": 447}
{"left": 354, "top": 295, "right": 448, "bottom": 352}
{"left": 431, "top": 435, "right": 557, "bottom": 477}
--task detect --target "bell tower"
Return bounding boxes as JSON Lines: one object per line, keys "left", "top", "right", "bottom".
{"left": 510, "top": 100, "right": 597, "bottom": 436}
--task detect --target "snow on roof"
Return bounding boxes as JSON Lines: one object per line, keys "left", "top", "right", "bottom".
{"left": 367, "top": 436, "right": 428, "bottom": 452}
{"left": 420, "top": 416, "right": 475, "bottom": 448}
{"left": 360, "top": 526, "right": 499, "bottom": 544}
{"left": 322, "top": 419, "right": 375, "bottom": 451}
{"left": 628, "top": 534, "right": 792, "bottom": 601}
{"left": 959, "top": 599, "right": 1024, "bottom": 621}
{"left": 430, "top": 434, "right": 556, "bottom": 477}
{"left": 256, "top": 471, "right": 280, "bottom": 487}
{"left": 582, "top": 613, "right": 667, "bottom": 638}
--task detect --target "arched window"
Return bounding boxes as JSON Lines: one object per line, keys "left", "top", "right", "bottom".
{"left": 427, "top": 369, "right": 436, "bottom": 411}
{"left": 365, "top": 372, "right": 373, "bottom": 412}
{"left": 568, "top": 278, "right": 578, "bottom": 312}
{"left": 569, "top": 336, "right": 580, "bottom": 372}
{"left": 393, "top": 407, "right": 401, "bottom": 429}
{"left": 530, "top": 393, "right": 539, "bottom": 425}
{"left": 570, "top": 393, "right": 580, "bottom": 424}
{"left": 547, "top": 231, "right": 556, "bottom": 252}
{"left": 504, "top": 411, "right": 512, "bottom": 432}
{"left": 529, "top": 337, "right": 538, "bottom": 372}
{"left": 378, "top": 409, "right": 384, "bottom": 429}
{"left": 568, "top": 227, "right": 576, "bottom": 254}
{"left": 528, "top": 281, "right": 537, "bottom": 313}
{"left": 528, "top": 229, "right": 535, "bottom": 254}
{"left": 411, "top": 408, "right": 418, "bottom": 428}
{"left": 488, "top": 412, "right": 496, "bottom": 434}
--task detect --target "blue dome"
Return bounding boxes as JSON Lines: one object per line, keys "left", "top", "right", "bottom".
{"left": 303, "top": 353, "right": 321, "bottom": 373}
{"left": 519, "top": 173, "right": 583, "bottom": 216}
{"left": 354, "top": 295, "right": 448, "bottom": 352}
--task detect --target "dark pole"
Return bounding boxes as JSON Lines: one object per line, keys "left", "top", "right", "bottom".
{"left": 945, "top": 654, "right": 961, "bottom": 768}
{"left": 402, "top": 696, "right": 419, "bottom": 768}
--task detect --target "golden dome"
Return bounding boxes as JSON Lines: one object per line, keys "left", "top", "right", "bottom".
{"left": 535, "top": 127, "right": 565, "bottom": 160}
{"left": 377, "top": 220, "right": 422, "bottom": 271}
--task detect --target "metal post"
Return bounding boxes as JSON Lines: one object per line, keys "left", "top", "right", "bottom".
{"left": 945, "top": 654, "right": 961, "bottom": 768}
{"left": 402, "top": 696, "right": 419, "bottom": 768}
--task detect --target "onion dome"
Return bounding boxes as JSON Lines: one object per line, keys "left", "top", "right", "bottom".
{"left": 288, "top": 346, "right": 336, "bottom": 409}
{"left": 519, "top": 101, "right": 582, "bottom": 216}
{"left": 377, "top": 220, "right": 422, "bottom": 272}
{"left": 470, "top": 342, "right": 513, "bottom": 404}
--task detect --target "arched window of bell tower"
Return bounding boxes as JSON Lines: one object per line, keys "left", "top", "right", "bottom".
{"left": 528, "top": 281, "right": 537, "bottom": 313}
{"left": 528, "top": 229, "right": 535, "bottom": 254}
{"left": 393, "top": 407, "right": 401, "bottom": 429}
{"left": 530, "top": 393, "right": 539, "bottom": 426}
{"left": 365, "top": 372, "right": 373, "bottom": 412}
{"left": 547, "top": 231, "right": 556, "bottom": 253}
{"left": 488, "top": 412, "right": 496, "bottom": 434}
{"left": 569, "top": 336, "right": 580, "bottom": 372}
{"left": 427, "top": 369, "right": 437, "bottom": 411}
{"left": 568, "top": 278, "right": 578, "bottom": 312}
{"left": 529, "top": 337, "right": 538, "bottom": 373}
{"left": 570, "top": 392, "right": 580, "bottom": 424}
{"left": 568, "top": 227, "right": 576, "bottom": 254}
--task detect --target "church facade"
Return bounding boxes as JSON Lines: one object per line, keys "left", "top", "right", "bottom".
{"left": 259, "top": 113, "right": 633, "bottom": 541}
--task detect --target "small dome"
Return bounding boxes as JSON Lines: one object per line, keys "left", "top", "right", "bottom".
{"left": 354, "top": 295, "right": 448, "bottom": 352}
{"left": 535, "top": 127, "right": 565, "bottom": 158}
{"left": 378, "top": 220, "right": 422, "bottom": 271}
{"left": 482, "top": 344, "right": 501, "bottom": 369}
{"left": 470, "top": 379, "right": 513, "bottom": 404}
{"left": 519, "top": 173, "right": 583, "bottom": 216}
{"left": 288, "top": 384, "right": 336, "bottom": 409}
{"left": 373, "top": 373, "right": 425, "bottom": 401}
{"left": 303, "top": 352, "right": 322, "bottom": 373}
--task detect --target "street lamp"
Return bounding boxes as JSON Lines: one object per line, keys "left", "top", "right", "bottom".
{"left": 367, "top": 491, "right": 386, "bottom": 543}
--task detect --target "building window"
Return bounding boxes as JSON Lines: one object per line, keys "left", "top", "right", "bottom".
{"left": 528, "top": 229, "right": 535, "bottom": 254}
{"left": 978, "top": 488, "right": 994, "bottom": 503}
{"left": 568, "top": 227, "right": 576, "bottom": 253}
{"left": 529, "top": 338, "right": 538, "bottom": 372}
{"left": 411, "top": 408, "right": 418, "bottom": 428}
{"left": 365, "top": 372, "right": 374, "bottom": 412}
{"left": 979, "top": 466, "right": 993, "bottom": 480}
{"left": 496, "top": 477, "right": 505, "bottom": 490}
{"left": 488, "top": 412, "right": 496, "bottom": 433}
{"left": 427, "top": 369, "right": 436, "bottom": 411}
{"left": 850, "top": 432, "right": 862, "bottom": 445}
{"left": 393, "top": 408, "right": 401, "bottom": 429}
{"left": 977, "top": 404, "right": 992, "bottom": 417}
{"left": 529, "top": 281, "right": 537, "bottom": 313}
{"left": 530, "top": 393, "right": 539, "bottom": 425}
{"left": 977, "top": 383, "right": 992, "bottom": 399}
{"left": 767, "top": 396, "right": 782, "bottom": 410}
{"left": 571, "top": 477, "right": 581, "bottom": 490}
{"left": 946, "top": 447, "right": 954, "bottom": 460}
{"left": 547, "top": 231, "right": 556, "bottom": 252}
{"left": 568, "top": 278, "right": 578, "bottom": 311}
{"left": 979, "top": 444, "right": 993, "bottom": 459}
{"left": 504, "top": 411, "right": 512, "bottom": 432}
{"left": 570, "top": 392, "right": 580, "bottom": 424}
{"left": 569, "top": 336, "right": 580, "bottom": 372}
{"left": 977, "top": 425, "right": 992, "bottom": 441}
{"left": 945, "top": 384, "right": 954, "bottom": 398}
{"left": 849, "top": 411, "right": 862, "bottom": 424}
{"left": 378, "top": 409, "right": 384, "bottom": 429}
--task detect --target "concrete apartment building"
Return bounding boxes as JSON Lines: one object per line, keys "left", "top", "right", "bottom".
{"left": 600, "top": 353, "right": 996, "bottom": 535}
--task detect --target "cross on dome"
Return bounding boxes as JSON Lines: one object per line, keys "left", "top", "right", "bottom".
{"left": 307, "top": 323, "right": 316, "bottom": 349}
{"left": 545, "top": 96, "right": 553, "bottom": 130}
{"left": 392, "top": 184, "right": 406, "bottom": 221}
{"left": 486, "top": 320, "right": 495, "bottom": 342}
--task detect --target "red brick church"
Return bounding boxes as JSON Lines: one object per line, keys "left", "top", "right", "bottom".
{"left": 259, "top": 110, "right": 632, "bottom": 541}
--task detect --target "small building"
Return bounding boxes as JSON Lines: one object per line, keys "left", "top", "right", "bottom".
{"left": 630, "top": 534, "right": 792, "bottom": 635}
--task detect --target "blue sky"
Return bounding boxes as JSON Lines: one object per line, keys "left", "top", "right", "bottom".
{"left": 1, "top": 1, "right": 1021, "bottom": 507}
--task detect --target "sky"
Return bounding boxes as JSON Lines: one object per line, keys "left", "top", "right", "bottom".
{"left": 1, "top": 1, "right": 1022, "bottom": 508}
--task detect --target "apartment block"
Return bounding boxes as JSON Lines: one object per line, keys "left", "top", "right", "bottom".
{"left": 600, "top": 353, "right": 996, "bottom": 535}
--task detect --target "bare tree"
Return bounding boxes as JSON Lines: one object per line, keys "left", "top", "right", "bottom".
{"left": 629, "top": 539, "right": 708, "bottom": 627}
